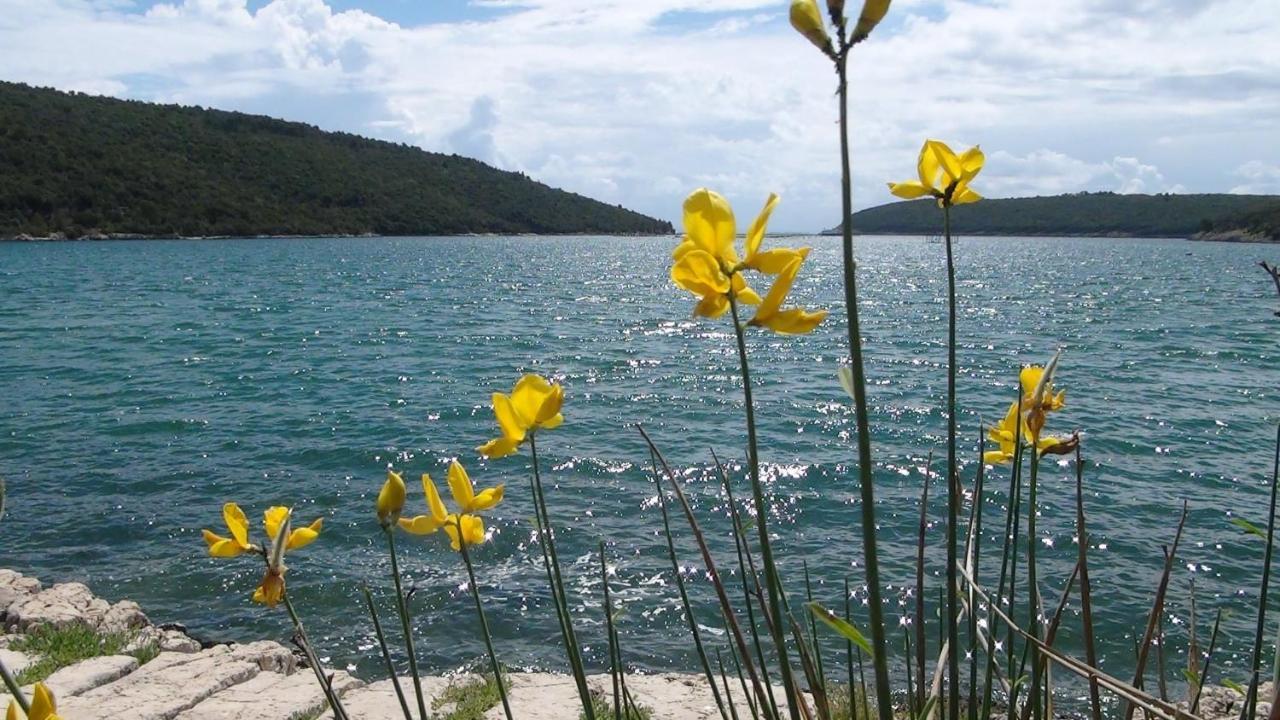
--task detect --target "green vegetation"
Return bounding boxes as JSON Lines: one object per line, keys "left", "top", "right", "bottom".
{"left": 580, "top": 690, "right": 652, "bottom": 720}
{"left": 0, "top": 81, "right": 673, "bottom": 239}
{"left": 828, "top": 191, "right": 1280, "bottom": 238}
{"left": 432, "top": 673, "right": 505, "bottom": 720}
{"left": 1211, "top": 201, "right": 1280, "bottom": 240}
{"left": 11, "top": 624, "right": 158, "bottom": 685}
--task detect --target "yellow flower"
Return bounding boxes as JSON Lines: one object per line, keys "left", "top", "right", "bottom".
{"left": 5, "top": 683, "right": 61, "bottom": 720}
{"left": 670, "top": 189, "right": 823, "bottom": 332}
{"left": 201, "top": 502, "right": 321, "bottom": 608}
{"left": 376, "top": 470, "right": 407, "bottom": 527}
{"left": 790, "top": 0, "right": 832, "bottom": 55}
{"left": 477, "top": 374, "right": 564, "bottom": 459}
{"left": 446, "top": 461, "right": 504, "bottom": 513}
{"left": 252, "top": 506, "right": 317, "bottom": 608}
{"left": 398, "top": 473, "right": 449, "bottom": 535}
{"left": 202, "top": 502, "right": 256, "bottom": 558}
{"left": 748, "top": 256, "right": 829, "bottom": 334}
{"left": 851, "top": 0, "right": 891, "bottom": 43}
{"left": 263, "top": 506, "right": 323, "bottom": 551}
{"left": 888, "top": 139, "right": 984, "bottom": 208}
{"left": 983, "top": 351, "right": 1070, "bottom": 464}
{"left": 444, "top": 513, "right": 486, "bottom": 552}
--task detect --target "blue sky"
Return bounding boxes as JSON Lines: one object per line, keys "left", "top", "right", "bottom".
{"left": 1, "top": 0, "right": 1277, "bottom": 230}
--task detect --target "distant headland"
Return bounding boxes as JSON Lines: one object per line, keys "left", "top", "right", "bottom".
{"left": 0, "top": 82, "right": 674, "bottom": 241}
{"left": 827, "top": 191, "right": 1280, "bottom": 242}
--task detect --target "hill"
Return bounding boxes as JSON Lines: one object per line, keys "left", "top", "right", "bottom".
{"left": 828, "top": 192, "right": 1280, "bottom": 239}
{"left": 0, "top": 82, "right": 673, "bottom": 239}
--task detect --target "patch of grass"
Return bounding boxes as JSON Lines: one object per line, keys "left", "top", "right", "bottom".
{"left": 11, "top": 624, "right": 155, "bottom": 685}
{"left": 581, "top": 689, "right": 652, "bottom": 720}
{"left": 432, "top": 673, "right": 504, "bottom": 720}
{"left": 826, "top": 683, "right": 875, "bottom": 720}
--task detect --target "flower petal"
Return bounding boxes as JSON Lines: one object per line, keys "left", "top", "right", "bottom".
{"left": 447, "top": 461, "right": 475, "bottom": 510}
{"left": 887, "top": 181, "right": 933, "bottom": 200}
{"left": 492, "top": 393, "right": 527, "bottom": 443}
{"left": 671, "top": 248, "right": 729, "bottom": 297}
{"left": 477, "top": 436, "right": 519, "bottom": 459}
{"left": 423, "top": 473, "right": 448, "bottom": 522}
{"left": 694, "top": 293, "right": 730, "bottom": 318}
{"left": 761, "top": 307, "right": 827, "bottom": 335}
{"left": 398, "top": 514, "right": 445, "bottom": 535}
{"left": 682, "top": 188, "right": 736, "bottom": 261}
{"left": 263, "top": 506, "right": 290, "bottom": 542}
{"left": 746, "top": 246, "right": 807, "bottom": 275}
{"left": 923, "top": 139, "right": 961, "bottom": 186}
{"left": 469, "top": 485, "right": 505, "bottom": 512}
{"left": 511, "top": 374, "right": 553, "bottom": 426}
{"left": 287, "top": 518, "right": 322, "bottom": 550}
{"left": 535, "top": 383, "right": 563, "bottom": 425}
{"left": 203, "top": 529, "right": 245, "bottom": 558}
{"left": 744, "top": 193, "right": 780, "bottom": 262}
{"left": 30, "top": 682, "right": 56, "bottom": 720}
{"left": 223, "top": 502, "right": 249, "bottom": 549}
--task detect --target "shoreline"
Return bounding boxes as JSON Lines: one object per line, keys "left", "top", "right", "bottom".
{"left": 1, "top": 567, "right": 1266, "bottom": 719}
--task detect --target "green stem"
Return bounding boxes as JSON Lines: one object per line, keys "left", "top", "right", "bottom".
{"left": 361, "top": 584, "right": 414, "bottom": 720}
{"left": 727, "top": 293, "right": 801, "bottom": 720}
{"left": 600, "top": 542, "right": 622, "bottom": 720}
{"left": 1, "top": 656, "right": 30, "bottom": 714}
{"left": 835, "top": 41, "right": 891, "bottom": 720}
{"left": 943, "top": 203, "right": 960, "bottom": 720}
{"left": 1026, "top": 454, "right": 1042, "bottom": 720}
{"left": 655, "top": 451, "right": 731, "bottom": 720}
{"left": 385, "top": 528, "right": 428, "bottom": 720}
{"left": 283, "top": 591, "right": 351, "bottom": 720}
{"left": 1241, "top": 424, "right": 1280, "bottom": 720}
{"left": 530, "top": 434, "right": 596, "bottom": 720}
{"left": 457, "top": 521, "right": 513, "bottom": 720}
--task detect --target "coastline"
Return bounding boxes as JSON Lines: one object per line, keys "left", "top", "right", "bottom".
{"left": 1, "top": 568, "right": 1265, "bottom": 719}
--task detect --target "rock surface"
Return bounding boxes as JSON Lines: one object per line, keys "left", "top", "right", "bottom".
{"left": 0, "top": 570, "right": 41, "bottom": 620}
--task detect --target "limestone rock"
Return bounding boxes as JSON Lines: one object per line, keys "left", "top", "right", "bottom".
{"left": 0, "top": 570, "right": 41, "bottom": 620}
{"left": 176, "top": 668, "right": 361, "bottom": 720}
{"left": 58, "top": 646, "right": 263, "bottom": 719}
{"left": 604, "top": 672, "right": 724, "bottom": 719}
{"left": 319, "top": 675, "right": 463, "bottom": 720}
{"left": 40, "top": 654, "right": 140, "bottom": 698}
{"left": 5, "top": 582, "right": 110, "bottom": 632}
{"left": 228, "top": 640, "right": 296, "bottom": 674}
{"left": 482, "top": 672, "right": 599, "bottom": 720}
{"left": 100, "top": 600, "right": 149, "bottom": 634}
{"left": 0, "top": 648, "right": 31, "bottom": 674}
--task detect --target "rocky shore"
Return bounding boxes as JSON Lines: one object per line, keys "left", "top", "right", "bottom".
{"left": 2, "top": 568, "right": 1272, "bottom": 720}
{"left": 0, "top": 569, "right": 731, "bottom": 719}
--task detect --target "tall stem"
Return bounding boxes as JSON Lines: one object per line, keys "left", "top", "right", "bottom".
{"left": 457, "top": 525, "right": 513, "bottom": 720}
{"left": 1026, "top": 454, "right": 1042, "bottom": 720}
{"left": 835, "top": 45, "right": 892, "bottom": 720}
{"left": 283, "top": 591, "right": 350, "bottom": 720}
{"left": 385, "top": 529, "right": 428, "bottom": 720}
{"left": 530, "top": 434, "right": 596, "bottom": 720}
{"left": 728, "top": 293, "right": 801, "bottom": 720}
{"left": 943, "top": 203, "right": 960, "bottom": 720}
{"left": 361, "top": 584, "right": 413, "bottom": 720}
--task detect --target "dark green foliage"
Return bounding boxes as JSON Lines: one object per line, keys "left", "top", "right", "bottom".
{"left": 1219, "top": 202, "right": 1280, "bottom": 240}
{"left": 830, "top": 192, "right": 1280, "bottom": 238}
{"left": 12, "top": 624, "right": 158, "bottom": 685}
{"left": 0, "top": 82, "right": 673, "bottom": 239}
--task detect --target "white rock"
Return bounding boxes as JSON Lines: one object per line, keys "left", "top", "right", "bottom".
{"left": 100, "top": 600, "right": 149, "bottom": 634}
{"left": 319, "top": 675, "right": 465, "bottom": 720}
{"left": 175, "top": 668, "right": 361, "bottom": 720}
{"left": 0, "top": 648, "right": 31, "bottom": 673}
{"left": 5, "top": 582, "right": 110, "bottom": 632}
{"left": 39, "top": 654, "right": 139, "bottom": 698}
{"left": 0, "top": 570, "right": 41, "bottom": 620}
{"left": 58, "top": 646, "right": 263, "bottom": 719}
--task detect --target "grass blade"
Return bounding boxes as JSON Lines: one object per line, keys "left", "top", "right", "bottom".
{"left": 1239, "top": 424, "right": 1280, "bottom": 720}
{"left": 916, "top": 453, "right": 933, "bottom": 715}
{"left": 1123, "top": 502, "right": 1188, "bottom": 720}
{"left": 1074, "top": 443, "right": 1103, "bottom": 720}
{"left": 360, "top": 584, "right": 413, "bottom": 720}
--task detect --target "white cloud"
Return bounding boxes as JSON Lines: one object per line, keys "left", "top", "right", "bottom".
{"left": 0, "top": 0, "right": 1276, "bottom": 230}
{"left": 1229, "top": 161, "right": 1280, "bottom": 195}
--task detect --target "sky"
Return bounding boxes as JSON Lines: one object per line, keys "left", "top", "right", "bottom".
{"left": 0, "top": 0, "right": 1277, "bottom": 231}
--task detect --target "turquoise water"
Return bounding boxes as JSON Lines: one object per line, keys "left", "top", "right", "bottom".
{"left": 0, "top": 235, "right": 1276, "bottom": 692}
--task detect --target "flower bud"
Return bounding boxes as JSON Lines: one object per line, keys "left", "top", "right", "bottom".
{"left": 376, "top": 470, "right": 407, "bottom": 527}
{"left": 790, "top": 0, "right": 833, "bottom": 55}
{"left": 851, "top": 0, "right": 891, "bottom": 43}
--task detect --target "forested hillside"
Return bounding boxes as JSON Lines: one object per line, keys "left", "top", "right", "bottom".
{"left": 0, "top": 82, "right": 673, "bottom": 238}
{"left": 831, "top": 191, "right": 1279, "bottom": 238}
